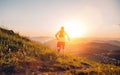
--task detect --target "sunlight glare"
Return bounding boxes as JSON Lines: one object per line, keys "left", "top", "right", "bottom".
{"left": 63, "top": 20, "right": 87, "bottom": 38}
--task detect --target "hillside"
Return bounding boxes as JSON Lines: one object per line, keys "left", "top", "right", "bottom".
{"left": 0, "top": 27, "right": 120, "bottom": 75}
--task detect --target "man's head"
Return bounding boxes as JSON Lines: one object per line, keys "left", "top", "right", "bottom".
{"left": 61, "top": 26, "right": 64, "bottom": 31}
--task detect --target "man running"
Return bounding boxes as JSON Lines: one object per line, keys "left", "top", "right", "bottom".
{"left": 55, "top": 26, "right": 70, "bottom": 52}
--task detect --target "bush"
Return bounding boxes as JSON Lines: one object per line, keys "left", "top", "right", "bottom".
{"left": 1, "top": 63, "right": 15, "bottom": 75}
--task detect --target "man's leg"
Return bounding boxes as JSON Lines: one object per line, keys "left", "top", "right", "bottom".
{"left": 61, "top": 42, "right": 65, "bottom": 54}
{"left": 57, "top": 42, "right": 61, "bottom": 52}
{"left": 57, "top": 47, "right": 60, "bottom": 52}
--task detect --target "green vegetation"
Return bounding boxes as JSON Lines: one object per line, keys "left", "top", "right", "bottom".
{"left": 0, "top": 27, "right": 120, "bottom": 75}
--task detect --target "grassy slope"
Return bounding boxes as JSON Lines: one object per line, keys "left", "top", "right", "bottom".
{"left": 0, "top": 27, "right": 120, "bottom": 75}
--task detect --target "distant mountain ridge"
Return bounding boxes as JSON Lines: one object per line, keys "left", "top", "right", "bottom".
{"left": 31, "top": 37, "right": 54, "bottom": 43}
{"left": 44, "top": 38, "right": 120, "bottom": 61}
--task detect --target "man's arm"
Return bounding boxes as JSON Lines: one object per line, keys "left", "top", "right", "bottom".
{"left": 55, "top": 32, "right": 59, "bottom": 40}
{"left": 65, "top": 32, "right": 70, "bottom": 41}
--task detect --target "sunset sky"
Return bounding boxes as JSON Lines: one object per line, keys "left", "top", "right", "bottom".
{"left": 0, "top": 0, "right": 120, "bottom": 38}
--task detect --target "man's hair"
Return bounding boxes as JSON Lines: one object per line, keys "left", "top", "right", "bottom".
{"left": 61, "top": 26, "right": 64, "bottom": 30}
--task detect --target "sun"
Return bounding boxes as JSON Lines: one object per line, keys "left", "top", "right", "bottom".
{"left": 63, "top": 20, "right": 87, "bottom": 38}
